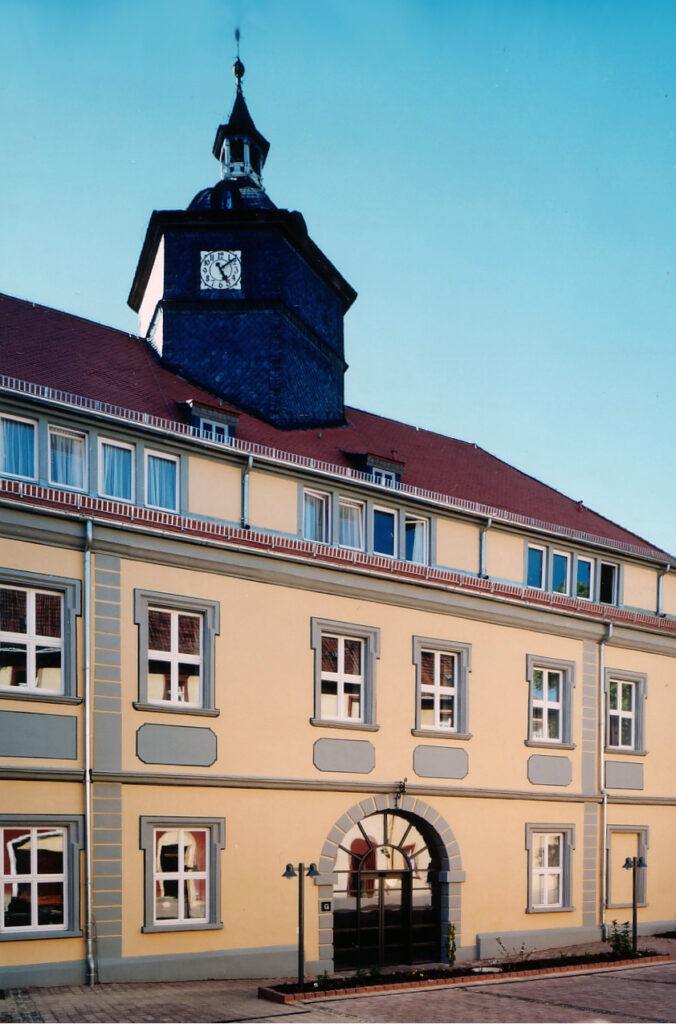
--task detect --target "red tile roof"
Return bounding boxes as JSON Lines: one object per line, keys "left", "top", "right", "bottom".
{"left": 0, "top": 292, "right": 669, "bottom": 559}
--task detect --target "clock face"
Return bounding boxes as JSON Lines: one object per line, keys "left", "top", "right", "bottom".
{"left": 200, "top": 250, "right": 242, "bottom": 290}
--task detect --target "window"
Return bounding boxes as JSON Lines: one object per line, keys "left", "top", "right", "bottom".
{"left": 605, "top": 669, "right": 647, "bottom": 753}
{"left": 404, "top": 515, "right": 427, "bottom": 563}
{"left": 575, "top": 557, "right": 594, "bottom": 599}
{"left": 551, "top": 551, "right": 570, "bottom": 595}
{"left": 338, "top": 498, "right": 364, "bottom": 550}
{"left": 0, "top": 816, "right": 83, "bottom": 939}
{"left": 527, "top": 546, "right": 545, "bottom": 589}
{"left": 198, "top": 418, "right": 232, "bottom": 443}
{"left": 525, "top": 824, "right": 574, "bottom": 913}
{"left": 371, "top": 468, "right": 396, "bottom": 486}
{"left": 310, "top": 618, "right": 380, "bottom": 729}
{"left": 606, "top": 826, "right": 648, "bottom": 908}
{"left": 412, "top": 636, "right": 471, "bottom": 737}
{"left": 139, "top": 817, "right": 224, "bottom": 933}
{"left": 134, "top": 591, "right": 220, "bottom": 713}
{"left": 303, "top": 489, "right": 330, "bottom": 543}
{"left": 0, "top": 572, "right": 80, "bottom": 699}
{"left": 99, "top": 439, "right": 134, "bottom": 502}
{"left": 145, "top": 451, "right": 178, "bottom": 511}
{"left": 0, "top": 415, "right": 36, "bottom": 480}
{"left": 599, "top": 562, "right": 618, "bottom": 605}
{"left": 49, "top": 427, "right": 86, "bottom": 490}
{"left": 373, "top": 507, "right": 396, "bottom": 556}
{"left": 526, "top": 656, "right": 575, "bottom": 746}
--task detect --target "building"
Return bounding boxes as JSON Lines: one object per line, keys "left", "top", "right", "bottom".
{"left": 0, "top": 57, "right": 674, "bottom": 987}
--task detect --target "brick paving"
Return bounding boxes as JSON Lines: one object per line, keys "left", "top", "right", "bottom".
{"left": 2, "top": 937, "right": 674, "bottom": 1023}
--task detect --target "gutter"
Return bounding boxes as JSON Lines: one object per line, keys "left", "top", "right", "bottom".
{"left": 598, "top": 621, "right": 613, "bottom": 940}
{"left": 83, "top": 519, "right": 96, "bottom": 985}
{"left": 657, "top": 563, "right": 671, "bottom": 616}
{"left": 241, "top": 455, "right": 253, "bottom": 529}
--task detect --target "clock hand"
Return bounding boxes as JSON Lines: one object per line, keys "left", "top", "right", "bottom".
{"left": 214, "top": 262, "right": 227, "bottom": 279}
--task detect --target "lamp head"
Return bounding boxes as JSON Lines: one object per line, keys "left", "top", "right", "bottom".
{"left": 623, "top": 857, "right": 633, "bottom": 870}
{"left": 282, "top": 863, "right": 297, "bottom": 879}
{"left": 307, "top": 862, "right": 320, "bottom": 878}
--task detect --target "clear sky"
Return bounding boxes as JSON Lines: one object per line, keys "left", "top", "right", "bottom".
{"left": 1, "top": 0, "right": 674, "bottom": 556}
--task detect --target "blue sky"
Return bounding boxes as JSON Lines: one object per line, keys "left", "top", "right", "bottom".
{"left": 1, "top": 0, "right": 674, "bottom": 555}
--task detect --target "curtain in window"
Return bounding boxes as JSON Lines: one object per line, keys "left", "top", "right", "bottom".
{"left": 304, "top": 493, "right": 325, "bottom": 540}
{"left": 50, "top": 432, "right": 84, "bottom": 488}
{"left": 147, "top": 456, "right": 176, "bottom": 510}
{"left": 101, "top": 444, "right": 132, "bottom": 500}
{"left": 2, "top": 420, "right": 34, "bottom": 477}
{"left": 339, "top": 502, "right": 362, "bottom": 548}
{"left": 406, "top": 520, "right": 425, "bottom": 562}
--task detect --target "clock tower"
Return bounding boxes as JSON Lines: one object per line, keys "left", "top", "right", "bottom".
{"left": 128, "top": 51, "right": 356, "bottom": 429}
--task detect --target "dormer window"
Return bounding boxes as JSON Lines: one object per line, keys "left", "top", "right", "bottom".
{"left": 199, "top": 419, "right": 232, "bottom": 444}
{"left": 184, "top": 402, "right": 238, "bottom": 444}
{"left": 365, "top": 454, "right": 404, "bottom": 487}
{"left": 371, "top": 468, "right": 396, "bottom": 486}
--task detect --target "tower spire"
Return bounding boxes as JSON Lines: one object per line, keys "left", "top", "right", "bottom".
{"left": 212, "top": 29, "right": 269, "bottom": 187}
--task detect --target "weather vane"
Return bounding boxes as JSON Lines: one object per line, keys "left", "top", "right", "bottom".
{"left": 234, "top": 28, "right": 244, "bottom": 89}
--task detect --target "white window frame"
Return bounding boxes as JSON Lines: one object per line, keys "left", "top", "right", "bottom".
{"left": 303, "top": 489, "right": 331, "bottom": 544}
{"left": 532, "top": 832, "right": 563, "bottom": 908}
{"left": 153, "top": 826, "right": 208, "bottom": 926}
{"left": 198, "top": 418, "right": 231, "bottom": 443}
{"left": 98, "top": 438, "right": 134, "bottom": 503}
{"left": 0, "top": 414, "right": 37, "bottom": 481}
{"left": 0, "top": 585, "right": 64, "bottom": 695}
{"left": 526, "top": 655, "right": 575, "bottom": 747}
{"left": 48, "top": 425, "right": 87, "bottom": 492}
{"left": 526, "top": 544, "right": 546, "bottom": 590}
{"left": 318, "top": 632, "right": 365, "bottom": 724}
{"left": 605, "top": 669, "right": 647, "bottom": 753}
{"left": 575, "top": 556, "right": 594, "bottom": 601}
{"left": 530, "top": 666, "right": 563, "bottom": 742}
{"left": 599, "top": 561, "right": 619, "bottom": 605}
{"left": 372, "top": 506, "right": 397, "bottom": 557}
{"left": 371, "top": 468, "right": 396, "bottom": 486}
{"left": 337, "top": 497, "right": 365, "bottom": 550}
{"left": 404, "top": 514, "right": 428, "bottom": 564}
{"left": 551, "top": 551, "right": 570, "bottom": 595}
{"left": 310, "top": 618, "right": 380, "bottom": 730}
{"left": 412, "top": 641, "right": 472, "bottom": 736}
{"left": 144, "top": 450, "right": 179, "bottom": 511}
{"left": 0, "top": 826, "right": 67, "bottom": 933}
{"left": 525, "top": 823, "right": 575, "bottom": 913}
{"left": 146, "top": 607, "right": 203, "bottom": 708}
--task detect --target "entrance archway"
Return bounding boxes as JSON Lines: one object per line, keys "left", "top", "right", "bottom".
{"left": 318, "top": 796, "right": 464, "bottom": 971}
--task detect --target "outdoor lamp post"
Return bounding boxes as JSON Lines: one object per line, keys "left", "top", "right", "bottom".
{"left": 282, "top": 861, "right": 320, "bottom": 987}
{"left": 622, "top": 856, "right": 647, "bottom": 953}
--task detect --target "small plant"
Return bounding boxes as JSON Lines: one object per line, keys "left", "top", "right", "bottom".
{"left": 608, "top": 920, "right": 633, "bottom": 957}
{"left": 316, "top": 970, "right": 331, "bottom": 989}
{"left": 495, "top": 937, "right": 534, "bottom": 962}
{"left": 353, "top": 967, "right": 369, "bottom": 982}
{"left": 447, "top": 921, "right": 457, "bottom": 965}
{"left": 368, "top": 965, "right": 381, "bottom": 979}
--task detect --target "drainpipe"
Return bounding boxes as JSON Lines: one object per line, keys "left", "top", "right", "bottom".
{"left": 479, "top": 518, "right": 492, "bottom": 578}
{"left": 598, "top": 621, "right": 613, "bottom": 941}
{"left": 657, "top": 564, "right": 670, "bottom": 616}
{"left": 241, "top": 455, "right": 253, "bottom": 529}
{"left": 84, "top": 519, "right": 96, "bottom": 985}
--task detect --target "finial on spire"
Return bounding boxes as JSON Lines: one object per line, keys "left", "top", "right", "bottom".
{"left": 233, "top": 28, "right": 245, "bottom": 91}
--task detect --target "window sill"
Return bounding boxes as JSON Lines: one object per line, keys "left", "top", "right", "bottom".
{"left": 0, "top": 928, "right": 82, "bottom": 942}
{"left": 142, "top": 921, "right": 223, "bottom": 934}
{"left": 411, "top": 729, "right": 472, "bottom": 741}
{"left": 526, "top": 905, "right": 574, "bottom": 915}
{"left": 133, "top": 702, "right": 220, "bottom": 718}
{"left": 310, "top": 717, "right": 379, "bottom": 733}
{"left": 0, "top": 692, "right": 82, "bottom": 706}
{"left": 605, "top": 747, "right": 647, "bottom": 757}
{"left": 525, "top": 740, "right": 575, "bottom": 751}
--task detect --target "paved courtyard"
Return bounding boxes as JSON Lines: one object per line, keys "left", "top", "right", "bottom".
{"left": 2, "top": 940, "right": 675, "bottom": 1023}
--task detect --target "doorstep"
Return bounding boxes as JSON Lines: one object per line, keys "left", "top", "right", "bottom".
{"left": 258, "top": 954, "right": 674, "bottom": 1004}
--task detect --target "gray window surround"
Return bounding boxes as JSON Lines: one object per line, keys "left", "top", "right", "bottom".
{"left": 0, "top": 567, "right": 82, "bottom": 699}
{"left": 606, "top": 825, "right": 649, "bottom": 909}
{"left": 524, "top": 542, "right": 623, "bottom": 606}
{"left": 0, "top": 814, "right": 84, "bottom": 941}
{"left": 525, "top": 655, "right": 576, "bottom": 747}
{"left": 139, "top": 816, "right": 225, "bottom": 933}
{"left": 411, "top": 635, "right": 472, "bottom": 739}
{"left": 310, "top": 617, "right": 380, "bottom": 731}
{"left": 604, "top": 668, "right": 647, "bottom": 755}
{"left": 0, "top": 413, "right": 38, "bottom": 481}
{"left": 525, "top": 823, "right": 575, "bottom": 914}
{"left": 47, "top": 424, "right": 88, "bottom": 492}
{"left": 298, "top": 485, "right": 434, "bottom": 566}
{"left": 133, "top": 590, "right": 220, "bottom": 712}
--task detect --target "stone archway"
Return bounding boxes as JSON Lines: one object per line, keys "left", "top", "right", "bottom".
{"left": 316, "top": 795, "right": 465, "bottom": 970}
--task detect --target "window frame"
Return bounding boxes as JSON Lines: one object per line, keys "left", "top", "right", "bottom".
{"left": 551, "top": 550, "right": 570, "bottom": 595}
{"left": 302, "top": 488, "right": 331, "bottom": 544}
{"left": 48, "top": 425, "right": 88, "bottom": 492}
{"left": 604, "top": 668, "right": 647, "bottom": 755}
{"left": 524, "top": 543, "right": 621, "bottom": 606}
{"left": 133, "top": 590, "right": 220, "bottom": 715}
{"left": 605, "top": 825, "right": 649, "bottom": 909}
{"left": 0, "top": 569, "right": 81, "bottom": 702}
{"left": 310, "top": 618, "right": 380, "bottom": 731}
{"left": 574, "top": 555, "right": 594, "bottom": 601}
{"left": 371, "top": 468, "right": 396, "bottom": 486}
{"left": 526, "top": 545, "right": 546, "bottom": 590}
{"left": 139, "top": 816, "right": 225, "bottom": 933}
{"left": 144, "top": 449, "right": 179, "bottom": 512}
{"left": 0, "top": 815, "right": 83, "bottom": 941}
{"left": 403, "top": 514, "right": 428, "bottom": 564}
{"left": 0, "top": 413, "right": 37, "bottom": 481}
{"left": 525, "top": 823, "right": 575, "bottom": 914}
{"left": 525, "top": 655, "right": 576, "bottom": 748}
{"left": 412, "top": 635, "right": 472, "bottom": 738}
{"left": 98, "top": 437, "right": 135, "bottom": 503}
{"left": 599, "top": 561, "right": 619, "bottom": 605}
{"left": 372, "top": 506, "right": 397, "bottom": 557}
{"left": 337, "top": 497, "right": 365, "bottom": 551}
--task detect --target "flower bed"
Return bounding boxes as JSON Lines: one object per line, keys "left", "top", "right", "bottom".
{"left": 258, "top": 951, "right": 674, "bottom": 1004}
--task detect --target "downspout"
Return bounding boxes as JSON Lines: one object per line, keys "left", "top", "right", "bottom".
{"left": 84, "top": 519, "right": 96, "bottom": 985}
{"left": 598, "top": 621, "right": 613, "bottom": 941}
{"left": 241, "top": 455, "right": 253, "bottom": 529}
{"left": 657, "top": 563, "right": 670, "bottom": 616}
{"left": 479, "top": 517, "right": 492, "bottom": 578}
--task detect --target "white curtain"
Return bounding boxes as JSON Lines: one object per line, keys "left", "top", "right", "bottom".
{"left": 50, "top": 432, "right": 84, "bottom": 488}
{"left": 101, "top": 444, "right": 132, "bottom": 500}
{"left": 304, "top": 493, "right": 325, "bottom": 540}
{"left": 2, "top": 419, "right": 34, "bottom": 477}
{"left": 147, "top": 455, "right": 176, "bottom": 510}
{"left": 339, "top": 502, "right": 363, "bottom": 548}
{"left": 406, "top": 520, "right": 425, "bottom": 563}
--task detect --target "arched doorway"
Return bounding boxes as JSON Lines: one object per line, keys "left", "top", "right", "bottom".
{"left": 332, "top": 810, "right": 441, "bottom": 970}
